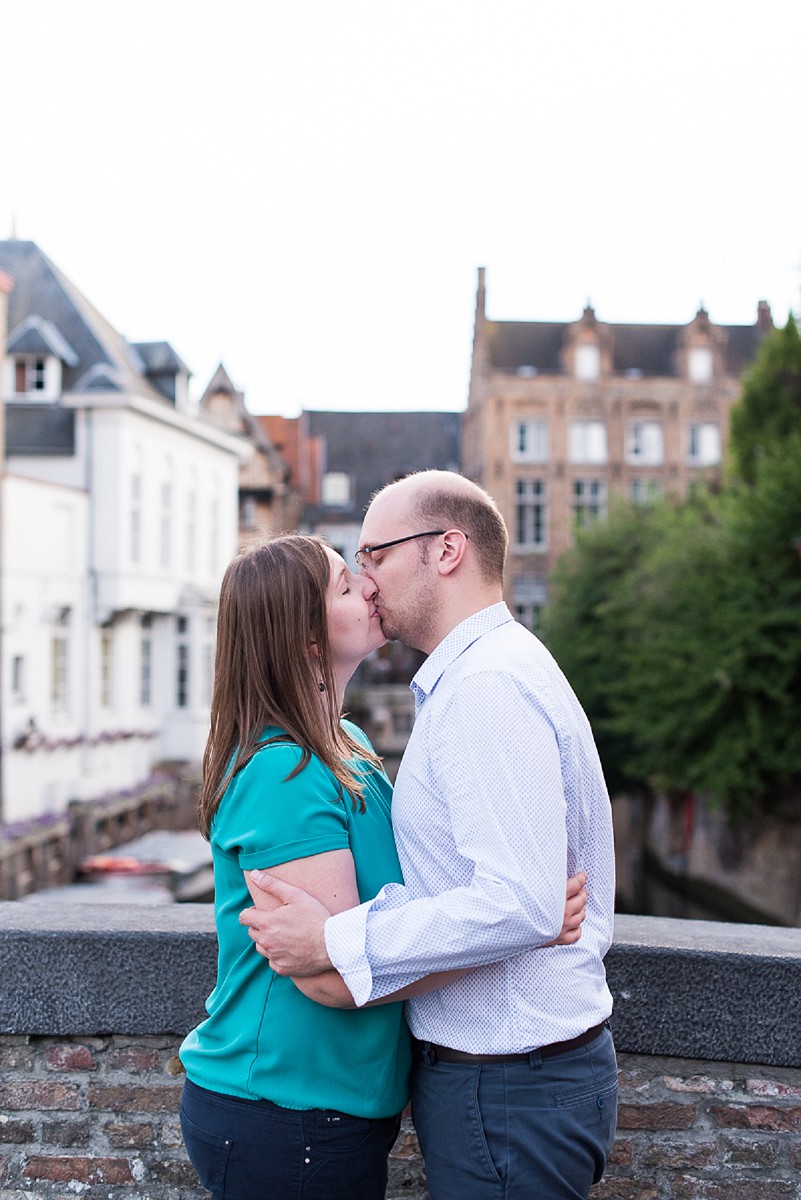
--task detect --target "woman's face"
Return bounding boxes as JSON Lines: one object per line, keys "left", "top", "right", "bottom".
{"left": 324, "top": 547, "right": 386, "bottom": 675}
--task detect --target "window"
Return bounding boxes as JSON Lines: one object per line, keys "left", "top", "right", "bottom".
{"left": 14, "top": 356, "right": 47, "bottom": 394}
{"left": 569, "top": 421, "right": 607, "bottom": 465}
{"left": 514, "top": 479, "right": 547, "bottom": 549}
{"left": 627, "top": 421, "right": 663, "bottom": 465}
{"left": 510, "top": 419, "right": 549, "bottom": 463}
{"left": 130, "top": 473, "right": 142, "bottom": 564}
{"left": 140, "top": 617, "right": 153, "bottom": 707}
{"left": 631, "top": 478, "right": 662, "bottom": 503}
{"left": 241, "top": 495, "right": 258, "bottom": 529}
{"left": 512, "top": 575, "right": 547, "bottom": 634}
{"left": 186, "top": 489, "right": 197, "bottom": 573}
{"left": 575, "top": 343, "right": 601, "bottom": 382}
{"left": 687, "top": 422, "right": 721, "bottom": 466}
{"left": 51, "top": 637, "right": 68, "bottom": 713}
{"left": 322, "top": 472, "right": 351, "bottom": 506}
{"left": 100, "top": 634, "right": 113, "bottom": 708}
{"left": 176, "top": 616, "right": 189, "bottom": 709}
{"left": 688, "top": 346, "right": 713, "bottom": 384}
{"left": 160, "top": 480, "right": 172, "bottom": 569}
{"left": 209, "top": 495, "right": 220, "bottom": 576}
{"left": 202, "top": 615, "right": 215, "bottom": 706}
{"left": 572, "top": 479, "right": 606, "bottom": 526}
{"left": 11, "top": 655, "right": 25, "bottom": 702}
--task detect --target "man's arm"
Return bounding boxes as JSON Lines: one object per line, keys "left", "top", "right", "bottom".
{"left": 240, "top": 869, "right": 589, "bottom": 989}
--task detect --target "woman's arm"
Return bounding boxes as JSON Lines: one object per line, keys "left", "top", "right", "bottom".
{"left": 245, "top": 866, "right": 589, "bottom": 1008}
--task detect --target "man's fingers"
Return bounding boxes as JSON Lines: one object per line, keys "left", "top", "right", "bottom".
{"left": 247, "top": 870, "right": 303, "bottom": 901}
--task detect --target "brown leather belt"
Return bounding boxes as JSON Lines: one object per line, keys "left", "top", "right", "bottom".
{"left": 413, "top": 1021, "right": 607, "bottom": 1065}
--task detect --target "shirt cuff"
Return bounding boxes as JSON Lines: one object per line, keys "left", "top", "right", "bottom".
{"left": 325, "top": 889, "right": 387, "bottom": 1007}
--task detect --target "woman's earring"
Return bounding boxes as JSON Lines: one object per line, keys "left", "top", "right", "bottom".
{"left": 319, "top": 679, "right": 326, "bottom": 693}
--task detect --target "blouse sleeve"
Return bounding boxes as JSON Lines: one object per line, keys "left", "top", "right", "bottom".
{"left": 213, "top": 741, "right": 351, "bottom": 870}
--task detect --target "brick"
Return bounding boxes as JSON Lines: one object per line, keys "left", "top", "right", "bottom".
{"left": 166, "top": 1054, "right": 186, "bottom": 1076}
{"left": 589, "top": 1179, "right": 659, "bottom": 1199}
{"left": 617, "top": 1102, "right": 696, "bottom": 1130}
{"left": 44, "top": 1044, "right": 96, "bottom": 1072}
{"left": 157, "top": 1119, "right": 185, "bottom": 1149}
{"left": 0, "top": 1046, "right": 34, "bottom": 1072}
{"left": 105, "top": 1047, "right": 161, "bottom": 1073}
{"left": 390, "top": 1126, "right": 422, "bottom": 1161}
{"left": 148, "top": 1158, "right": 203, "bottom": 1186}
{"left": 0, "top": 1119, "right": 35, "bottom": 1145}
{"left": 607, "top": 1138, "right": 633, "bottom": 1167}
{"left": 747, "top": 1078, "right": 801, "bottom": 1098}
{"left": 0, "top": 1082, "right": 81, "bottom": 1111}
{"left": 788, "top": 1140, "right": 801, "bottom": 1169}
{"left": 664, "top": 1074, "right": 733, "bottom": 1094}
{"left": 24, "top": 1156, "right": 134, "bottom": 1184}
{"left": 642, "top": 1140, "right": 716, "bottom": 1169}
{"left": 720, "top": 1135, "right": 779, "bottom": 1168}
{"left": 710, "top": 1104, "right": 801, "bottom": 1132}
{"left": 672, "top": 1178, "right": 796, "bottom": 1199}
{"left": 103, "top": 1122, "right": 154, "bottom": 1149}
{"left": 41, "top": 1119, "right": 92, "bottom": 1148}
{"left": 87, "top": 1084, "right": 181, "bottom": 1113}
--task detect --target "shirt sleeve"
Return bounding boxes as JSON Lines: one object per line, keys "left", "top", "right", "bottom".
{"left": 214, "top": 741, "right": 350, "bottom": 869}
{"left": 326, "top": 670, "right": 569, "bottom": 1005}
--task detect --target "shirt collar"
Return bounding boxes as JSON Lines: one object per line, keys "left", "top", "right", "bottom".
{"left": 410, "top": 602, "right": 514, "bottom": 713}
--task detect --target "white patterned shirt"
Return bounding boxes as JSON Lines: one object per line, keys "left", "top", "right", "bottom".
{"left": 326, "top": 603, "right": 615, "bottom": 1053}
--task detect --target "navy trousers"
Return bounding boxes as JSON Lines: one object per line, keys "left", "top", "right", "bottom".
{"left": 180, "top": 1077, "right": 401, "bottom": 1200}
{"left": 412, "top": 1026, "right": 618, "bottom": 1200}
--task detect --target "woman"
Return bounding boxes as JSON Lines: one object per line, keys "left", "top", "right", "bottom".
{"left": 180, "top": 535, "right": 584, "bottom": 1200}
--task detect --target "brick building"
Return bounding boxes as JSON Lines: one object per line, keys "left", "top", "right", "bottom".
{"left": 463, "top": 268, "right": 773, "bottom": 628}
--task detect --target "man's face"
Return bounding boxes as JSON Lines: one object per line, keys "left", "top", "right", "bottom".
{"left": 356, "top": 492, "right": 439, "bottom": 651}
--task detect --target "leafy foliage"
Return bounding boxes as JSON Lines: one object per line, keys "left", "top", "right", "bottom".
{"left": 544, "top": 316, "right": 801, "bottom": 821}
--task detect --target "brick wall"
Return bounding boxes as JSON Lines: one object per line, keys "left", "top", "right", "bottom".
{"left": 3, "top": 905, "right": 801, "bottom": 1199}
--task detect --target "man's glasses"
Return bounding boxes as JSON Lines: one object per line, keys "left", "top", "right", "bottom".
{"left": 355, "top": 530, "right": 446, "bottom": 571}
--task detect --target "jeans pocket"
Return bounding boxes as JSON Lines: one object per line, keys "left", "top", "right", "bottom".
{"left": 180, "top": 1103, "right": 234, "bottom": 1195}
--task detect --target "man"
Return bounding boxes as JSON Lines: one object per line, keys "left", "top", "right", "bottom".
{"left": 242, "top": 470, "right": 617, "bottom": 1198}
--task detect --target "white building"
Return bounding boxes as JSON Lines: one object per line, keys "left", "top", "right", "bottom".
{"left": 1, "top": 240, "right": 246, "bottom": 823}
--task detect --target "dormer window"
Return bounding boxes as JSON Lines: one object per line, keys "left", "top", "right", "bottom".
{"left": 688, "top": 346, "right": 713, "bottom": 384}
{"left": 14, "top": 356, "right": 47, "bottom": 394}
{"left": 575, "top": 344, "right": 601, "bottom": 383}
{"left": 5, "top": 315, "right": 77, "bottom": 400}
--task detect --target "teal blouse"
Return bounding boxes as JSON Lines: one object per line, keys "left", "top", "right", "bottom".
{"left": 180, "top": 722, "right": 410, "bottom": 1117}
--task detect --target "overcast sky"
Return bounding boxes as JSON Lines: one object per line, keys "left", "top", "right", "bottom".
{"left": 2, "top": 1, "right": 799, "bottom": 416}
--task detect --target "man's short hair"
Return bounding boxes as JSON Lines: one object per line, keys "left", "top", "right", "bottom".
{"left": 404, "top": 472, "right": 508, "bottom": 582}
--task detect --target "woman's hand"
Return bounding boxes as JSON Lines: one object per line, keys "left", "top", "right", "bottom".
{"left": 545, "top": 871, "right": 588, "bottom": 946}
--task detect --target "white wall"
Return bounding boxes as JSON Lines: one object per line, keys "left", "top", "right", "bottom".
{"left": 2, "top": 398, "right": 242, "bottom": 823}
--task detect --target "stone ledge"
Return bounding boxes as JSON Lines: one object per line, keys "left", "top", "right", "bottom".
{"left": 2, "top": 904, "right": 800, "bottom": 1067}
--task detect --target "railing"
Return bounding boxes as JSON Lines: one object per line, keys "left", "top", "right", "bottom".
{"left": 2, "top": 908, "right": 801, "bottom": 1199}
{"left": 0, "top": 768, "right": 200, "bottom": 901}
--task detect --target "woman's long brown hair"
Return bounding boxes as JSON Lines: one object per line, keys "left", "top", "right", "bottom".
{"left": 198, "top": 535, "right": 379, "bottom": 839}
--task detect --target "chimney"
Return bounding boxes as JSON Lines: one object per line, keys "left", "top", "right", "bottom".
{"left": 756, "top": 299, "right": 773, "bottom": 332}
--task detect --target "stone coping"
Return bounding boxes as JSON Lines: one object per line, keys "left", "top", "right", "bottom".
{"left": 2, "top": 904, "right": 800, "bottom": 1067}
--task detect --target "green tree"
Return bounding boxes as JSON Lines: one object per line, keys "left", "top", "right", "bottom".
{"left": 729, "top": 316, "right": 801, "bottom": 484}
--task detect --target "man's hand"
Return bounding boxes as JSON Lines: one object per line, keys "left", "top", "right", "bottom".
{"left": 239, "top": 871, "right": 334, "bottom": 976}
{"left": 548, "top": 871, "right": 588, "bottom": 947}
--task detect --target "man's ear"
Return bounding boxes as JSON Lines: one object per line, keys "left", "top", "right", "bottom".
{"left": 437, "top": 530, "right": 468, "bottom": 576}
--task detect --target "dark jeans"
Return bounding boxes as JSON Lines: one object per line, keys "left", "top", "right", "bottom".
{"left": 412, "top": 1026, "right": 618, "bottom": 1200}
{"left": 180, "top": 1077, "right": 402, "bottom": 1200}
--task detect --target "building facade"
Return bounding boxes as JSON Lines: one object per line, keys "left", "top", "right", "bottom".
{"left": 463, "top": 268, "right": 773, "bottom": 628}
{"left": 0, "top": 240, "right": 244, "bottom": 823}
{"left": 199, "top": 365, "right": 301, "bottom": 544}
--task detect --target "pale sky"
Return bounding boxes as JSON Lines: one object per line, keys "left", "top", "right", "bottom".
{"left": 2, "top": 0, "right": 799, "bottom": 416}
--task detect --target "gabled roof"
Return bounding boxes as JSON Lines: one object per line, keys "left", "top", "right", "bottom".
{"left": 484, "top": 311, "right": 771, "bottom": 378}
{"left": 0, "top": 239, "right": 164, "bottom": 401}
{"left": 7, "top": 314, "right": 79, "bottom": 366}
{"left": 305, "top": 410, "right": 461, "bottom": 520}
